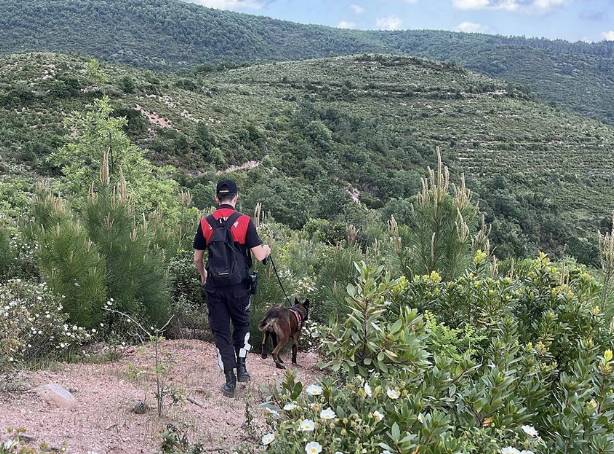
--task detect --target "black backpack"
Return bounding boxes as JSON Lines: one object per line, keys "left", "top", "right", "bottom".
{"left": 205, "top": 212, "right": 248, "bottom": 287}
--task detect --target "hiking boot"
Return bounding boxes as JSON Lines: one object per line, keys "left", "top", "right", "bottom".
{"left": 222, "top": 368, "right": 236, "bottom": 398}
{"left": 236, "top": 356, "right": 251, "bottom": 383}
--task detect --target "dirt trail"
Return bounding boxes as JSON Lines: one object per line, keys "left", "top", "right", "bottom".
{"left": 0, "top": 340, "right": 321, "bottom": 453}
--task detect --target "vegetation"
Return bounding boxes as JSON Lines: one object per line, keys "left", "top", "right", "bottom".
{"left": 1, "top": 52, "right": 612, "bottom": 266}
{"left": 266, "top": 258, "right": 613, "bottom": 453}
{"left": 0, "top": 0, "right": 613, "bottom": 124}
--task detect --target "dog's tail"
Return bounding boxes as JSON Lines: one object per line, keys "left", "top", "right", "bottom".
{"left": 258, "top": 307, "right": 283, "bottom": 332}
{"left": 258, "top": 314, "right": 274, "bottom": 332}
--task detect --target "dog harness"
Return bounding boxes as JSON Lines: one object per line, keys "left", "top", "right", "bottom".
{"left": 289, "top": 307, "right": 304, "bottom": 329}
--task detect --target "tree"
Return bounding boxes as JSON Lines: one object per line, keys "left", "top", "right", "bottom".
{"left": 49, "top": 96, "right": 183, "bottom": 220}
{"left": 403, "top": 149, "right": 480, "bottom": 280}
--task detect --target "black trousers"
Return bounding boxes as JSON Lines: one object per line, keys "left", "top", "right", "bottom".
{"left": 204, "top": 283, "right": 251, "bottom": 371}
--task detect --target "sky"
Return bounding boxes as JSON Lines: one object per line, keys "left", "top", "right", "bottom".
{"left": 184, "top": 0, "right": 614, "bottom": 42}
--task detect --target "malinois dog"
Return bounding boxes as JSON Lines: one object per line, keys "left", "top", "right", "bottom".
{"left": 259, "top": 299, "right": 309, "bottom": 369}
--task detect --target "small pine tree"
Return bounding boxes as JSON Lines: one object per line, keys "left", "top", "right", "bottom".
{"left": 37, "top": 220, "right": 107, "bottom": 328}
{"left": 404, "top": 148, "right": 480, "bottom": 280}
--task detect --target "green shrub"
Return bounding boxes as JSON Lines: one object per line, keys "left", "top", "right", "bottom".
{"left": 0, "top": 226, "right": 14, "bottom": 279}
{"left": 0, "top": 279, "right": 94, "bottom": 369}
{"left": 262, "top": 261, "right": 613, "bottom": 453}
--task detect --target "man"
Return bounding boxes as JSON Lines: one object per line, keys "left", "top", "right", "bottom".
{"left": 193, "top": 179, "right": 271, "bottom": 398}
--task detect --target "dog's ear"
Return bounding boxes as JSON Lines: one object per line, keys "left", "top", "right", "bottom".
{"left": 294, "top": 297, "right": 299, "bottom": 305}
{"left": 303, "top": 299, "right": 310, "bottom": 308}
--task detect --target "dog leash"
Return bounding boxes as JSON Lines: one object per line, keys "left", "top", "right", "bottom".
{"left": 266, "top": 255, "right": 293, "bottom": 307}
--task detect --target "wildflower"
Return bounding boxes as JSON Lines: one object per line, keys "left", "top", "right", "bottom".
{"left": 363, "top": 382, "right": 372, "bottom": 397}
{"left": 521, "top": 425, "right": 539, "bottom": 438}
{"left": 320, "top": 408, "right": 336, "bottom": 419}
{"left": 261, "top": 433, "right": 275, "bottom": 445}
{"left": 299, "top": 419, "right": 315, "bottom": 432}
{"left": 306, "top": 384, "right": 323, "bottom": 396}
{"left": 519, "top": 451, "right": 535, "bottom": 454}
{"left": 305, "top": 442, "right": 322, "bottom": 454}
{"left": 500, "top": 448, "right": 520, "bottom": 454}
{"left": 283, "top": 402, "right": 298, "bottom": 411}
{"left": 386, "top": 388, "right": 400, "bottom": 400}
{"left": 372, "top": 410, "right": 384, "bottom": 422}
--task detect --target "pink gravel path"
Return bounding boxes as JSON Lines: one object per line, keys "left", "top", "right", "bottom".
{"left": 0, "top": 340, "right": 322, "bottom": 453}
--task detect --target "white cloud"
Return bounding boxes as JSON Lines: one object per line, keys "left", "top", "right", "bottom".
{"left": 456, "top": 21, "right": 488, "bottom": 33}
{"left": 183, "top": 0, "right": 264, "bottom": 11}
{"left": 351, "top": 3, "right": 365, "bottom": 14}
{"left": 603, "top": 30, "right": 614, "bottom": 41}
{"left": 376, "top": 16, "right": 403, "bottom": 30}
{"left": 452, "top": 0, "right": 567, "bottom": 13}
{"left": 452, "top": 0, "right": 490, "bottom": 9}
{"left": 337, "top": 20, "right": 357, "bottom": 29}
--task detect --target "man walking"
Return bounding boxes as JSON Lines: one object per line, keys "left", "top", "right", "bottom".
{"left": 193, "top": 179, "right": 271, "bottom": 397}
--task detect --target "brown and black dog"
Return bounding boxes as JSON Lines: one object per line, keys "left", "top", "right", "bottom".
{"left": 259, "top": 299, "right": 309, "bottom": 369}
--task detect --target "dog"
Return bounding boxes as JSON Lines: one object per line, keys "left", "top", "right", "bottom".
{"left": 259, "top": 298, "right": 309, "bottom": 369}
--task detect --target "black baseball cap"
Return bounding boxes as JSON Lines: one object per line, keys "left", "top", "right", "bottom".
{"left": 216, "top": 179, "right": 238, "bottom": 198}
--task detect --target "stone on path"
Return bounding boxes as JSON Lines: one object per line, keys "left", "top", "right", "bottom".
{"left": 34, "top": 384, "right": 76, "bottom": 409}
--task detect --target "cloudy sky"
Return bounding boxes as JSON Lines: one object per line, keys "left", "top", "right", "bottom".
{"left": 184, "top": 0, "right": 614, "bottom": 42}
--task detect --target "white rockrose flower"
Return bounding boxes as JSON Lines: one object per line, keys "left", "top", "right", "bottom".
{"left": 283, "top": 402, "right": 298, "bottom": 411}
{"left": 386, "top": 388, "right": 400, "bottom": 399}
{"left": 320, "top": 408, "right": 336, "bottom": 419}
{"left": 372, "top": 410, "right": 384, "bottom": 422}
{"left": 364, "top": 382, "right": 372, "bottom": 397}
{"left": 306, "top": 384, "right": 323, "bottom": 396}
{"left": 521, "top": 425, "right": 539, "bottom": 438}
{"left": 305, "top": 442, "right": 322, "bottom": 454}
{"left": 299, "top": 419, "right": 316, "bottom": 432}
{"left": 261, "top": 433, "right": 275, "bottom": 445}
{"left": 500, "top": 448, "right": 520, "bottom": 454}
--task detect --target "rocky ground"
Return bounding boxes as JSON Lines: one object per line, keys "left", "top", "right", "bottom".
{"left": 0, "top": 340, "right": 322, "bottom": 453}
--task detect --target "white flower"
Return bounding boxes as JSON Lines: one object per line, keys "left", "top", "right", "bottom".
{"left": 299, "top": 419, "right": 315, "bottom": 432}
{"left": 283, "top": 402, "right": 298, "bottom": 411}
{"left": 386, "top": 388, "right": 400, "bottom": 400}
{"left": 306, "top": 384, "right": 323, "bottom": 396}
{"left": 372, "top": 410, "right": 384, "bottom": 422}
{"left": 501, "top": 448, "right": 520, "bottom": 454}
{"left": 520, "top": 451, "right": 535, "bottom": 454}
{"left": 320, "top": 407, "right": 336, "bottom": 419}
{"left": 305, "top": 442, "right": 322, "bottom": 454}
{"left": 364, "top": 382, "right": 372, "bottom": 397}
{"left": 261, "top": 433, "right": 275, "bottom": 445}
{"left": 264, "top": 407, "right": 279, "bottom": 416}
{"left": 521, "top": 425, "right": 539, "bottom": 438}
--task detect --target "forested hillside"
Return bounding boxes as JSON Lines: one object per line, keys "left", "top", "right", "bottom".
{"left": 1, "top": 53, "right": 613, "bottom": 264}
{"left": 1, "top": 0, "right": 613, "bottom": 123}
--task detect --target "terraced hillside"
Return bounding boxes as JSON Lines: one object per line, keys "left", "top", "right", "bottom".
{"left": 1, "top": 0, "right": 613, "bottom": 124}
{"left": 1, "top": 53, "right": 613, "bottom": 260}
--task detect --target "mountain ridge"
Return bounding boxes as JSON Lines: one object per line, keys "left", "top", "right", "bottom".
{"left": 1, "top": 0, "right": 613, "bottom": 123}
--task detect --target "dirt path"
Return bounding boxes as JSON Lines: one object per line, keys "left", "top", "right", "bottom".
{"left": 0, "top": 340, "right": 322, "bottom": 453}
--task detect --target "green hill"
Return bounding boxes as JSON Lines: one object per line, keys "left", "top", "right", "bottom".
{"left": 0, "top": 0, "right": 613, "bottom": 124}
{"left": 1, "top": 52, "right": 613, "bottom": 263}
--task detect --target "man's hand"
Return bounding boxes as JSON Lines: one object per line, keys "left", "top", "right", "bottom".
{"left": 251, "top": 244, "right": 271, "bottom": 262}
{"left": 193, "top": 249, "right": 207, "bottom": 286}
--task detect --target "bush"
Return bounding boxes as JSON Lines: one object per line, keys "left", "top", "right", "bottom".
{"left": 0, "top": 279, "right": 94, "bottom": 369}
{"left": 0, "top": 226, "right": 14, "bottom": 279}
{"left": 262, "top": 261, "right": 614, "bottom": 453}
{"left": 166, "top": 252, "right": 210, "bottom": 340}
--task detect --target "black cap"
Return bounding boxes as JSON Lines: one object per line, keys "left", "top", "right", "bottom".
{"left": 216, "top": 179, "right": 238, "bottom": 198}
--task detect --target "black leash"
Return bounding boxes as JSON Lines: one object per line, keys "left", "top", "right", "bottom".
{"left": 266, "top": 255, "right": 293, "bottom": 307}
